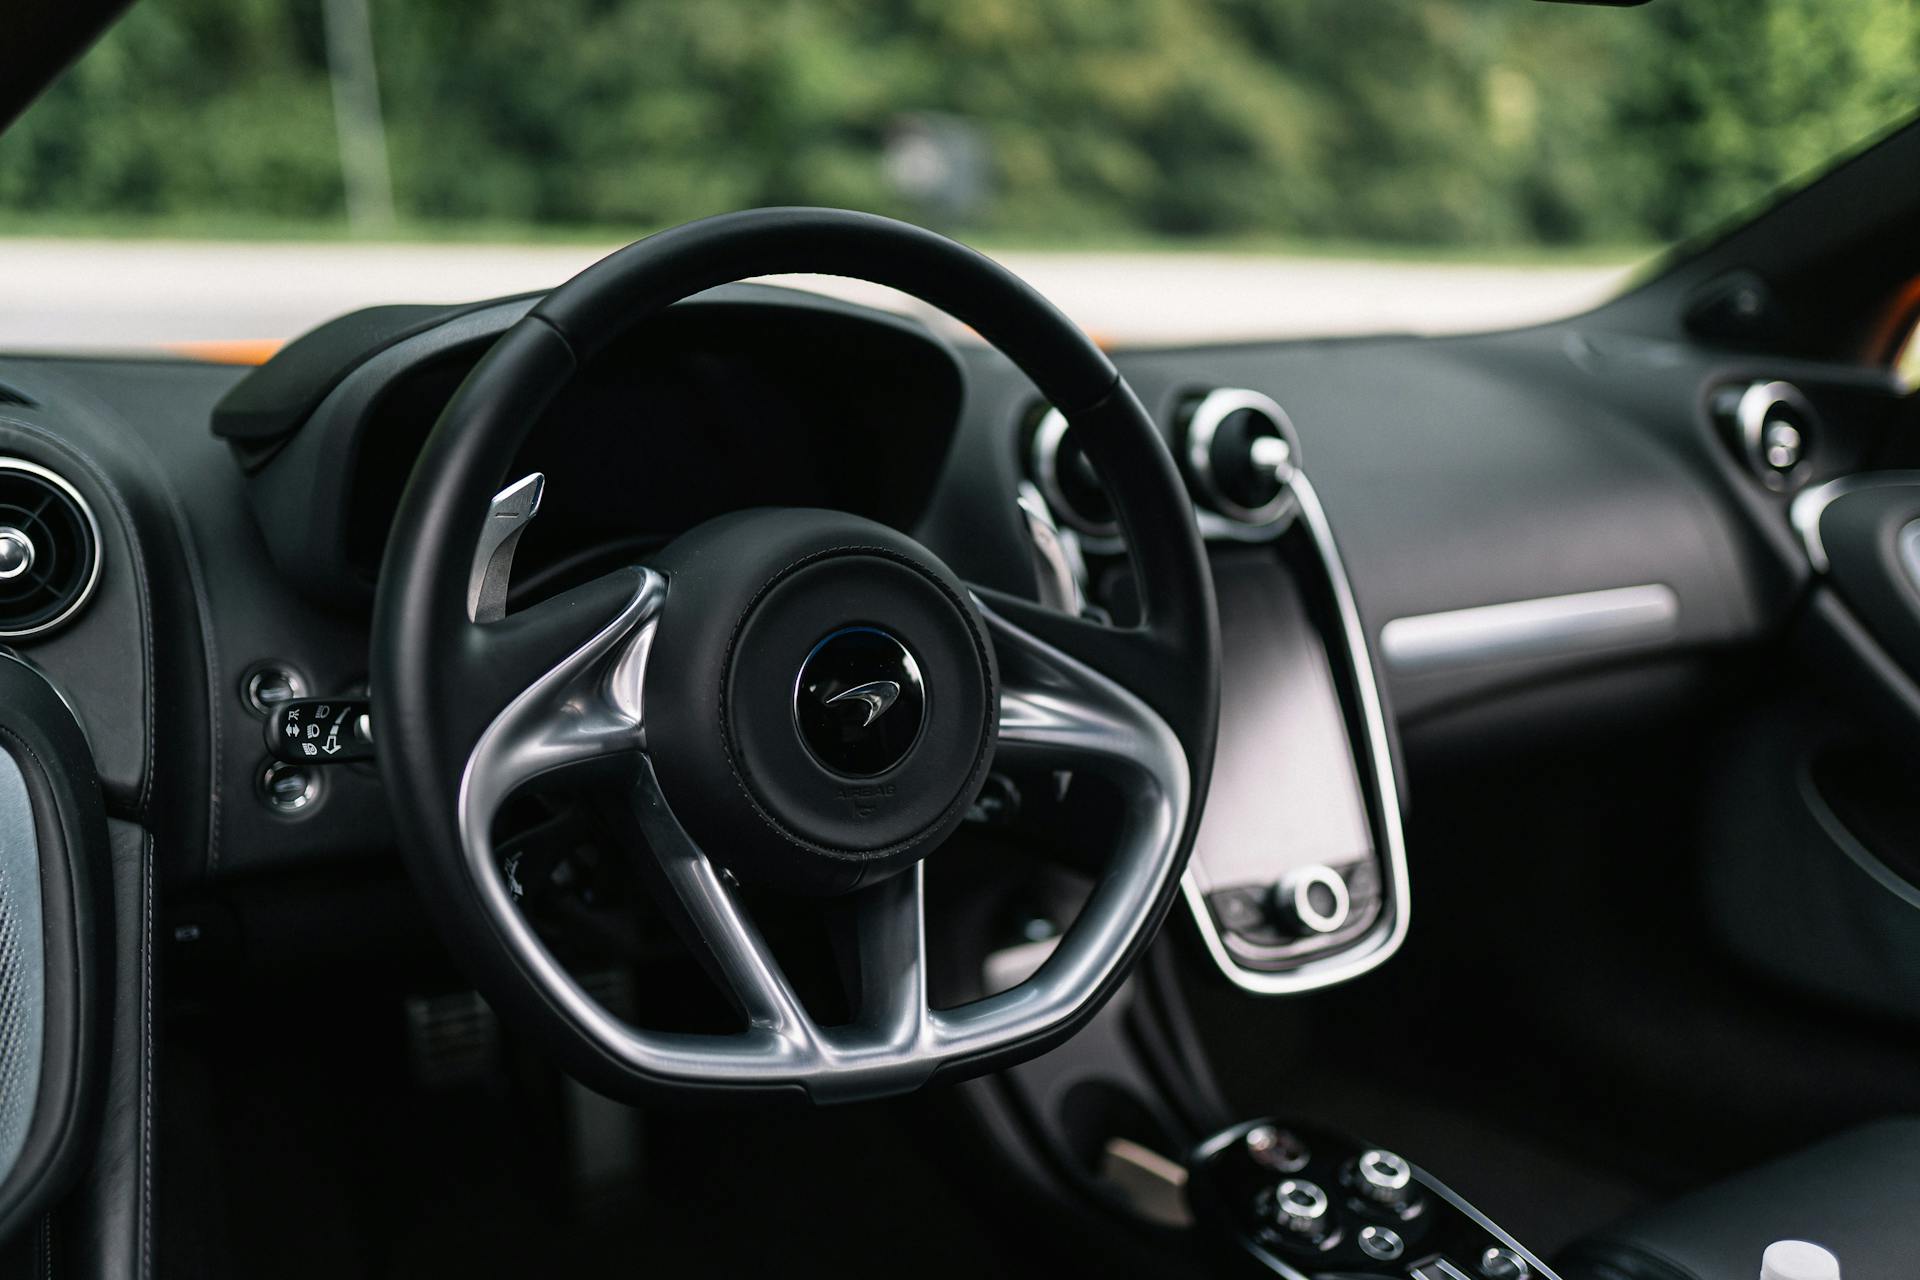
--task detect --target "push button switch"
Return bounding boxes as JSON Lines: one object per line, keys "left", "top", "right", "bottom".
{"left": 1480, "top": 1246, "right": 1531, "bottom": 1280}
{"left": 1357, "top": 1223, "right": 1405, "bottom": 1261}
{"left": 258, "top": 761, "right": 319, "bottom": 813}
{"left": 243, "top": 665, "right": 306, "bottom": 717}
{"left": 1272, "top": 1179, "right": 1330, "bottom": 1238}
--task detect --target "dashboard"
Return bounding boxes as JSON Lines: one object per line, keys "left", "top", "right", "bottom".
{"left": 0, "top": 273, "right": 1913, "bottom": 995}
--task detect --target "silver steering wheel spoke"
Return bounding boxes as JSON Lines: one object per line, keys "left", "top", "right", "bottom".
{"left": 448, "top": 567, "right": 1193, "bottom": 1101}
{"left": 628, "top": 757, "right": 817, "bottom": 1040}
{"left": 458, "top": 565, "right": 666, "bottom": 837}
{"left": 985, "top": 599, "right": 1190, "bottom": 793}
{"left": 838, "top": 863, "right": 930, "bottom": 1050}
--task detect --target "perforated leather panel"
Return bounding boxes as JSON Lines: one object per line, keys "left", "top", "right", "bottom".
{"left": 0, "top": 749, "right": 44, "bottom": 1184}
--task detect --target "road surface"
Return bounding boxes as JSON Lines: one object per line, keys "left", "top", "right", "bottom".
{"left": 0, "top": 237, "right": 1638, "bottom": 354}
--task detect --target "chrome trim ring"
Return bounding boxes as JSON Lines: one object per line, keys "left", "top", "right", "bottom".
{"left": 1274, "top": 1178, "right": 1329, "bottom": 1228}
{"left": 455, "top": 567, "right": 1192, "bottom": 1102}
{"left": 258, "top": 760, "right": 321, "bottom": 814}
{"left": 1030, "top": 409, "right": 1124, "bottom": 550}
{"left": 1179, "top": 472, "right": 1411, "bottom": 995}
{"left": 1358, "top": 1226, "right": 1405, "bottom": 1262}
{"left": 1359, "top": 1148, "right": 1413, "bottom": 1196}
{"left": 1735, "top": 380, "right": 1816, "bottom": 492}
{"left": 1183, "top": 388, "right": 1300, "bottom": 526}
{"left": 0, "top": 458, "right": 105, "bottom": 641}
{"left": 1284, "top": 865, "right": 1350, "bottom": 935}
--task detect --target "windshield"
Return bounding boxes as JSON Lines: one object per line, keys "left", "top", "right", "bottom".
{"left": 1, "top": 0, "right": 1914, "bottom": 356}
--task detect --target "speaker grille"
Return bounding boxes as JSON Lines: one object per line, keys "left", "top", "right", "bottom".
{"left": 0, "top": 460, "right": 101, "bottom": 639}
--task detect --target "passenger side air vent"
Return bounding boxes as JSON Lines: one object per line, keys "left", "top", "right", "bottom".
{"left": 0, "top": 460, "right": 102, "bottom": 639}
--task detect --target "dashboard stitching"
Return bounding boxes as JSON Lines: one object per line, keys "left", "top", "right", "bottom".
{"left": 139, "top": 472, "right": 223, "bottom": 873}
{"left": 716, "top": 543, "right": 998, "bottom": 862}
{"left": 139, "top": 830, "right": 153, "bottom": 1280}
{"left": 0, "top": 417, "right": 159, "bottom": 817}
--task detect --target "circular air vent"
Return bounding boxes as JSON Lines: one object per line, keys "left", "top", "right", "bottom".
{"left": 1029, "top": 408, "right": 1121, "bottom": 546}
{"left": 0, "top": 459, "right": 102, "bottom": 639}
{"left": 1180, "top": 388, "right": 1300, "bottom": 526}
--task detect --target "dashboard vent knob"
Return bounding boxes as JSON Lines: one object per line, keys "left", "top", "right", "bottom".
{"left": 1180, "top": 388, "right": 1301, "bottom": 525}
{"left": 0, "top": 459, "right": 102, "bottom": 639}
{"left": 1712, "top": 380, "right": 1816, "bottom": 493}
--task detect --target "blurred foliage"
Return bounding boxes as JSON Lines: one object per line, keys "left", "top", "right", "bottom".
{"left": 0, "top": 0, "right": 1914, "bottom": 248}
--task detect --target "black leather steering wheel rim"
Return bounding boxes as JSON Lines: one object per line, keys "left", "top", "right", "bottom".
{"left": 373, "top": 207, "right": 1220, "bottom": 1101}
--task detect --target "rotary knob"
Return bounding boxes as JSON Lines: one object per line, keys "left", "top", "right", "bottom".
{"left": 1244, "top": 1124, "right": 1310, "bottom": 1173}
{"left": 1273, "top": 1178, "right": 1330, "bottom": 1235}
{"left": 1270, "top": 865, "right": 1351, "bottom": 937}
{"left": 1355, "top": 1148, "right": 1413, "bottom": 1206}
{"left": 0, "top": 527, "right": 35, "bottom": 580}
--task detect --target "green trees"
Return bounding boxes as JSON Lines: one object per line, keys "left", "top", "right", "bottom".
{"left": 1, "top": 0, "right": 1913, "bottom": 249}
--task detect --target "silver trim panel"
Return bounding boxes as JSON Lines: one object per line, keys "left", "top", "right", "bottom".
{"left": 1380, "top": 584, "right": 1680, "bottom": 675}
{"left": 1181, "top": 471, "right": 1412, "bottom": 995}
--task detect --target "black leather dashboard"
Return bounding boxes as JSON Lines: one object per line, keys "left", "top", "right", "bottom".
{"left": 0, "top": 284, "right": 1899, "bottom": 882}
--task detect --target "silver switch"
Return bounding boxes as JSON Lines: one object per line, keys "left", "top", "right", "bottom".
{"left": 468, "top": 473, "right": 545, "bottom": 623}
{"left": 1356, "top": 1148, "right": 1412, "bottom": 1204}
{"left": 1273, "top": 1179, "right": 1329, "bottom": 1234}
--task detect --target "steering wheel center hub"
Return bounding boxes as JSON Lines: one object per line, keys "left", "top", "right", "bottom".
{"left": 793, "top": 627, "right": 927, "bottom": 777}
{"left": 645, "top": 508, "right": 997, "bottom": 895}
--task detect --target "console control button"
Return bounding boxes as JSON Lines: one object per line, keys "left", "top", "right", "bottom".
{"left": 1357, "top": 1224, "right": 1405, "bottom": 1261}
{"left": 1243, "top": 1124, "right": 1310, "bottom": 1173}
{"left": 1272, "top": 864, "right": 1351, "bottom": 936}
{"left": 1355, "top": 1147, "right": 1412, "bottom": 1204}
{"left": 1210, "top": 887, "right": 1270, "bottom": 936}
{"left": 258, "top": 761, "right": 319, "bottom": 814}
{"left": 1480, "top": 1247, "right": 1531, "bottom": 1280}
{"left": 243, "top": 665, "right": 306, "bottom": 717}
{"left": 1273, "top": 1179, "right": 1329, "bottom": 1235}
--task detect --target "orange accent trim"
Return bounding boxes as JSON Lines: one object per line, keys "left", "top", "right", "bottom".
{"left": 1870, "top": 274, "right": 1920, "bottom": 363}
{"left": 163, "top": 339, "right": 285, "bottom": 366}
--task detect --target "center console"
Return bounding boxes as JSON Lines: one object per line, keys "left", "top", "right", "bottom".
{"left": 961, "top": 386, "right": 1457, "bottom": 1279}
{"left": 1026, "top": 386, "right": 1410, "bottom": 993}
{"left": 1188, "top": 1119, "right": 1559, "bottom": 1280}
{"left": 1181, "top": 471, "right": 1408, "bottom": 994}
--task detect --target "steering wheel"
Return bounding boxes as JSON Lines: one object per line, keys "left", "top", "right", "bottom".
{"left": 373, "top": 208, "right": 1220, "bottom": 1103}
